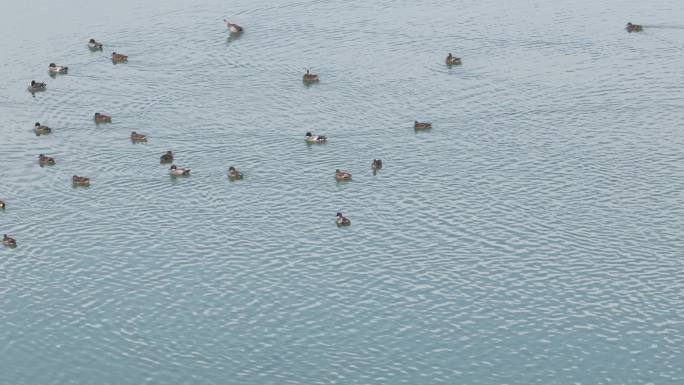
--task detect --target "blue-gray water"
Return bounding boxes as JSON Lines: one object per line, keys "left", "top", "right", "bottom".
{"left": 1, "top": 0, "right": 683, "bottom": 383}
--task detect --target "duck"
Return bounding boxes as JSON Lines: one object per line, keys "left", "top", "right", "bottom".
{"left": 0, "top": 200, "right": 5, "bottom": 209}
{"left": 88, "top": 38, "right": 103, "bottom": 50}
{"left": 224, "top": 19, "right": 243, "bottom": 34}
{"left": 227, "top": 166, "right": 244, "bottom": 180}
{"left": 335, "top": 169, "right": 352, "bottom": 181}
{"left": 160, "top": 151, "right": 174, "bottom": 163}
{"left": 48, "top": 63, "right": 68, "bottom": 73}
{"left": 34, "top": 122, "right": 51, "bottom": 136}
{"left": 111, "top": 52, "right": 128, "bottom": 62}
{"left": 28, "top": 80, "right": 46, "bottom": 92}
{"left": 72, "top": 175, "right": 90, "bottom": 185}
{"left": 94, "top": 112, "right": 112, "bottom": 123}
{"left": 170, "top": 165, "right": 190, "bottom": 176}
{"left": 371, "top": 159, "right": 383, "bottom": 170}
{"left": 626, "top": 22, "right": 643, "bottom": 32}
{"left": 3, "top": 234, "right": 17, "bottom": 248}
{"left": 130, "top": 131, "right": 147, "bottom": 142}
{"left": 446, "top": 53, "right": 462, "bottom": 65}
{"left": 336, "top": 212, "right": 351, "bottom": 227}
{"left": 303, "top": 69, "right": 319, "bottom": 82}
{"left": 414, "top": 121, "right": 432, "bottom": 130}
{"left": 305, "top": 132, "right": 327, "bottom": 143}
{"left": 38, "top": 154, "right": 56, "bottom": 166}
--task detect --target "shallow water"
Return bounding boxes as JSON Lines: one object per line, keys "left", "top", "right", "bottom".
{"left": 1, "top": 0, "right": 683, "bottom": 384}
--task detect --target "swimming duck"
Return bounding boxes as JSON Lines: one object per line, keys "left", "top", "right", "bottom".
{"left": 48, "top": 63, "right": 68, "bottom": 73}
{"left": 28, "top": 80, "right": 46, "bottom": 92}
{"left": 34, "top": 122, "right": 51, "bottom": 136}
{"left": 335, "top": 169, "right": 352, "bottom": 181}
{"left": 303, "top": 69, "right": 319, "bottom": 82}
{"left": 371, "top": 159, "right": 383, "bottom": 170}
{"left": 160, "top": 151, "right": 174, "bottom": 163}
{"left": 224, "top": 19, "right": 243, "bottom": 34}
{"left": 94, "top": 113, "right": 112, "bottom": 123}
{"left": 170, "top": 165, "right": 190, "bottom": 176}
{"left": 626, "top": 22, "right": 643, "bottom": 32}
{"left": 3, "top": 234, "right": 17, "bottom": 248}
{"left": 446, "top": 53, "right": 462, "bottom": 65}
{"left": 111, "top": 52, "right": 128, "bottom": 62}
{"left": 414, "top": 121, "right": 432, "bottom": 130}
{"left": 336, "top": 212, "right": 351, "bottom": 227}
{"left": 38, "top": 154, "right": 56, "bottom": 166}
{"left": 72, "top": 175, "right": 90, "bottom": 185}
{"left": 130, "top": 131, "right": 147, "bottom": 142}
{"left": 0, "top": 200, "right": 5, "bottom": 209}
{"left": 305, "top": 132, "right": 327, "bottom": 143}
{"left": 88, "top": 38, "right": 103, "bottom": 50}
{"left": 228, "top": 166, "right": 244, "bottom": 180}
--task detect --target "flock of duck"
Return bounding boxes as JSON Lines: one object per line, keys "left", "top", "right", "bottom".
{"left": 1, "top": 21, "right": 646, "bottom": 248}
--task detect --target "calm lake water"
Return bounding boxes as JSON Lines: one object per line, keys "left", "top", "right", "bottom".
{"left": 1, "top": 0, "right": 683, "bottom": 384}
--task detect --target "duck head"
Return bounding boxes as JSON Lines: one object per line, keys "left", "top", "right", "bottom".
{"left": 31, "top": 80, "right": 36, "bottom": 85}
{"left": 170, "top": 165, "right": 177, "bottom": 170}
{"left": 90, "top": 38, "right": 96, "bottom": 43}
{"left": 49, "top": 63, "right": 56, "bottom": 67}
{"left": 336, "top": 212, "right": 343, "bottom": 218}
{"left": 35, "top": 122, "right": 41, "bottom": 127}
{"left": 306, "top": 132, "right": 312, "bottom": 137}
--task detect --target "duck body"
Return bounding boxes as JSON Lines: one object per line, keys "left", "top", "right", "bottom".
{"left": 336, "top": 212, "right": 351, "bottom": 227}
{"left": 228, "top": 166, "right": 243, "bottom": 180}
{"left": 303, "top": 70, "right": 319, "bottom": 82}
{"left": 72, "top": 175, "right": 90, "bottom": 185}
{"left": 160, "top": 151, "right": 174, "bottom": 163}
{"left": 3, "top": 234, "right": 17, "bottom": 248}
{"left": 88, "top": 39, "right": 103, "bottom": 50}
{"left": 34, "top": 122, "right": 51, "bottom": 136}
{"left": 130, "top": 131, "right": 147, "bottom": 142}
{"left": 335, "top": 169, "right": 352, "bottom": 181}
{"left": 371, "top": 159, "right": 383, "bottom": 170}
{"left": 48, "top": 63, "right": 68, "bottom": 73}
{"left": 305, "top": 132, "right": 327, "bottom": 143}
{"left": 446, "top": 53, "right": 461, "bottom": 65}
{"left": 626, "top": 22, "right": 643, "bottom": 32}
{"left": 38, "top": 154, "right": 56, "bottom": 166}
{"left": 224, "top": 19, "right": 243, "bottom": 34}
{"left": 414, "top": 121, "right": 432, "bottom": 130}
{"left": 111, "top": 52, "right": 128, "bottom": 62}
{"left": 28, "top": 80, "right": 46, "bottom": 92}
{"left": 94, "top": 113, "right": 112, "bottom": 123}
{"left": 170, "top": 165, "right": 190, "bottom": 176}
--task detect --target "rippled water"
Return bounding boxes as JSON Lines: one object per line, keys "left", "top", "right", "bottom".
{"left": 1, "top": 0, "right": 683, "bottom": 383}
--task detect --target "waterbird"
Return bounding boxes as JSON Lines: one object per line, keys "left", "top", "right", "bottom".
{"left": 34, "top": 122, "right": 51, "bottom": 136}
{"left": 88, "top": 38, "right": 103, "bottom": 50}
{"left": 38, "top": 154, "right": 55, "bottom": 166}
{"left": 336, "top": 212, "right": 351, "bottom": 227}
{"left": 224, "top": 19, "right": 243, "bottom": 34}
{"left": 28, "top": 80, "right": 46, "bottom": 92}
{"left": 228, "top": 166, "right": 243, "bottom": 180}
{"left": 160, "top": 151, "right": 174, "bottom": 163}
{"left": 3, "top": 234, "right": 17, "bottom": 248}
{"left": 414, "top": 121, "right": 432, "bottom": 130}
{"left": 335, "top": 169, "right": 352, "bottom": 181}
{"left": 446, "top": 53, "right": 461, "bottom": 65}
{"left": 72, "top": 175, "right": 90, "bottom": 185}
{"left": 170, "top": 165, "right": 190, "bottom": 176}
{"left": 111, "top": 52, "right": 128, "bottom": 62}
{"left": 48, "top": 63, "right": 68, "bottom": 73}
{"left": 130, "top": 131, "right": 147, "bottom": 142}
{"left": 305, "top": 132, "right": 327, "bottom": 143}
{"left": 94, "top": 112, "right": 112, "bottom": 123}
